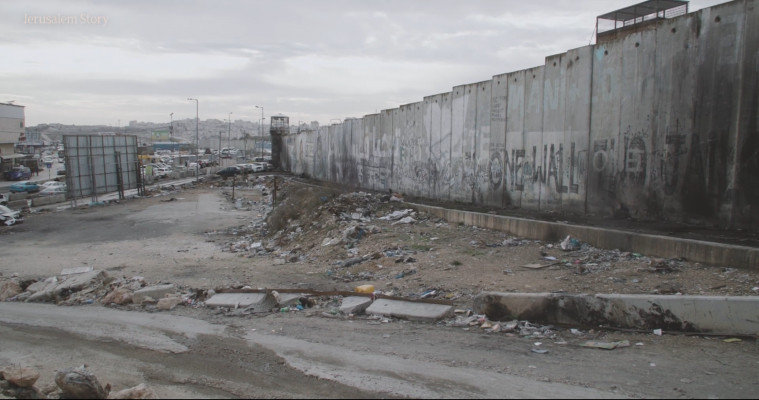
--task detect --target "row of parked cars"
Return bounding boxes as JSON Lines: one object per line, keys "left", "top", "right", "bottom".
{"left": 8, "top": 181, "right": 67, "bottom": 196}
{"left": 216, "top": 162, "right": 273, "bottom": 178}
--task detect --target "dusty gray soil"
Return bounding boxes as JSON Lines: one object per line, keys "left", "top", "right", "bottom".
{"left": 0, "top": 182, "right": 757, "bottom": 398}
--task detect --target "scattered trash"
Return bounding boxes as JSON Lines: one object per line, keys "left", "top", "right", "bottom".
{"left": 560, "top": 236, "right": 581, "bottom": 251}
{"left": 580, "top": 340, "right": 631, "bottom": 350}
{"left": 570, "top": 329, "right": 582, "bottom": 336}
{"left": 543, "top": 256, "right": 558, "bottom": 261}
{"left": 531, "top": 349, "right": 549, "bottom": 354}
{"left": 723, "top": 338, "right": 742, "bottom": 343}
{"left": 680, "top": 379, "right": 693, "bottom": 384}
{"left": 635, "top": 342, "right": 644, "bottom": 346}
{"left": 653, "top": 329, "right": 663, "bottom": 336}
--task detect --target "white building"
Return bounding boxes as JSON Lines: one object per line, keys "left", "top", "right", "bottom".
{"left": 0, "top": 102, "right": 26, "bottom": 177}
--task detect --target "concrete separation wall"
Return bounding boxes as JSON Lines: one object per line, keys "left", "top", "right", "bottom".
{"left": 31, "top": 194, "right": 66, "bottom": 207}
{"left": 411, "top": 202, "right": 759, "bottom": 270}
{"left": 282, "top": 0, "right": 759, "bottom": 232}
{"left": 473, "top": 292, "right": 759, "bottom": 336}
{"left": 9, "top": 193, "right": 27, "bottom": 201}
{"left": 7, "top": 200, "right": 28, "bottom": 209}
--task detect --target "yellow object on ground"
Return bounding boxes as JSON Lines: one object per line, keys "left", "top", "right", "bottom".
{"left": 355, "top": 285, "right": 375, "bottom": 293}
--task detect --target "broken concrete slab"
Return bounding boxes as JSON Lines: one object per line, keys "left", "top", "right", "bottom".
{"left": 28, "top": 270, "right": 111, "bottom": 303}
{"left": 132, "top": 284, "right": 176, "bottom": 305}
{"left": 278, "top": 293, "right": 305, "bottom": 307}
{"left": 61, "top": 267, "right": 94, "bottom": 275}
{"left": 206, "top": 293, "right": 267, "bottom": 308}
{"left": 340, "top": 296, "right": 373, "bottom": 315}
{"left": 473, "top": 292, "right": 759, "bottom": 336}
{"left": 366, "top": 299, "right": 454, "bottom": 323}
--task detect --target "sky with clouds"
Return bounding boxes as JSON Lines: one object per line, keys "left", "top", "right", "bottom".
{"left": 0, "top": 0, "right": 728, "bottom": 126}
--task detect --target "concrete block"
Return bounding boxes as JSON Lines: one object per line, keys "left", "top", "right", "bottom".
{"left": 206, "top": 293, "right": 266, "bottom": 308}
{"left": 340, "top": 296, "right": 373, "bottom": 315}
{"left": 133, "top": 284, "right": 176, "bottom": 304}
{"left": 473, "top": 292, "right": 759, "bottom": 336}
{"left": 9, "top": 193, "right": 27, "bottom": 201}
{"left": 366, "top": 299, "right": 454, "bottom": 323}
{"left": 31, "top": 194, "right": 66, "bottom": 207}
{"left": 7, "top": 200, "right": 28, "bottom": 209}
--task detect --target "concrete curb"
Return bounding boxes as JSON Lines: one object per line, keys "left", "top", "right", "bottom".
{"left": 410, "top": 203, "right": 759, "bottom": 270}
{"left": 473, "top": 292, "right": 759, "bottom": 336}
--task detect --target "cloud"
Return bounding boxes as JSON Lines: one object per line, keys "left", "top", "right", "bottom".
{"left": 0, "top": 0, "right": 732, "bottom": 126}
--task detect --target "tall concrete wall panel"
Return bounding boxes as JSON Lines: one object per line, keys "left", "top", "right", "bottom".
{"left": 428, "top": 94, "right": 449, "bottom": 200}
{"left": 504, "top": 71, "right": 526, "bottom": 208}
{"left": 541, "top": 54, "right": 566, "bottom": 211}
{"left": 474, "top": 80, "right": 492, "bottom": 205}
{"left": 735, "top": 0, "right": 759, "bottom": 231}
{"left": 462, "top": 83, "right": 478, "bottom": 203}
{"left": 450, "top": 85, "right": 468, "bottom": 202}
{"left": 279, "top": 0, "right": 758, "bottom": 232}
{"left": 562, "top": 46, "right": 594, "bottom": 214}
{"left": 489, "top": 73, "right": 508, "bottom": 208}
{"left": 522, "top": 66, "right": 545, "bottom": 211}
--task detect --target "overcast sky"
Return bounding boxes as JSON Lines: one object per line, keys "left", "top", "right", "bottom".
{"left": 1, "top": 0, "right": 727, "bottom": 126}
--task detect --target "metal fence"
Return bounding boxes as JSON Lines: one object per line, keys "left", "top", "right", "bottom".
{"left": 63, "top": 135, "right": 141, "bottom": 202}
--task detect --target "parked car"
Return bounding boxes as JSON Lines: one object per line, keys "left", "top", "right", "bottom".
{"left": 0, "top": 205, "right": 22, "bottom": 226}
{"left": 39, "top": 186, "right": 67, "bottom": 197}
{"left": 154, "top": 167, "right": 172, "bottom": 177}
{"left": 216, "top": 166, "right": 241, "bottom": 178}
{"left": 42, "top": 156, "right": 54, "bottom": 164}
{"left": 41, "top": 181, "right": 66, "bottom": 189}
{"left": 57, "top": 157, "right": 64, "bottom": 163}
{"left": 264, "top": 162, "right": 274, "bottom": 171}
{"left": 251, "top": 163, "right": 266, "bottom": 173}
{"left": 5, "top": 167, "right": 31, "bottom": 181}
{"left": 57, "top": 166, "right": 66, "bottom": 176}
{"left": 9, "top": 181, "right": 40, "bottom": 193}
{"left": 0, "top": 193, "right": 7, "bottom": 206}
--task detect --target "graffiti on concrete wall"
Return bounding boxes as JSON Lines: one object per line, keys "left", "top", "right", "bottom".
{"left": 280, "top": 1, "right": 756, "bottom": 229}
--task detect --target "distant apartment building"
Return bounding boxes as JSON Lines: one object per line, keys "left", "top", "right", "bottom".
{"left": 0, "top": 102, "right": 25, "bottom": 177}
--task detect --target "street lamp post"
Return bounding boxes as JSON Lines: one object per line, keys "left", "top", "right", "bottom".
{"left": 170, "top": 113, "right": 174, "bottom": 169}
{"left": 228, "top": 112, "right": 232, "bottom": 160}
{"left": 188, "top": 98, "right": 199, "bottom": 182}
{"left": 255, "top": 106, "right": 264, "bottom": 160}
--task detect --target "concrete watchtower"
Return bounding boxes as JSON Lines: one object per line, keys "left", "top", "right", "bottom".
{"left": 269, "top": 114, "right": 289, "bottom": 170}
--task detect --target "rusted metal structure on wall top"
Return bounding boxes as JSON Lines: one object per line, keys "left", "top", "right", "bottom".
{"left": 596, "top": 0, "right": 689, "bottom": 43}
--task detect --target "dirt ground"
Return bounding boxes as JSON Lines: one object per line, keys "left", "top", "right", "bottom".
{"left": 0, "top": 179, "right": 757, "bottom": 399}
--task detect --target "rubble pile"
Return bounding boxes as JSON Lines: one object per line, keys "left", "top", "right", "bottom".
{"left": 1, "top": 270, "right": 207, "bottom": 312}
{"left": 0, "top": 365, "right": 158, "bottom": 399}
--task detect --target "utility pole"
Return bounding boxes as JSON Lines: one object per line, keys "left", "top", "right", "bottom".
{"left": 219, "top": 130, "right": 223, "bottom": 166}
{"left": 243, "top": 130, "right": 247, "bottom": 161}
{"left": 188, "top": 98, "right": 199, "bottom": 182}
